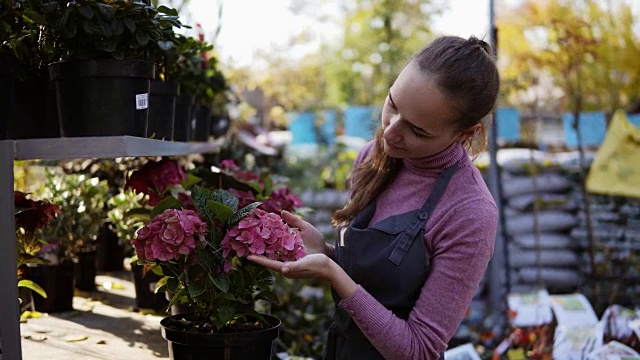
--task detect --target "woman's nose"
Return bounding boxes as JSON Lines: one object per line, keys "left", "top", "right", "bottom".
{"left": 384, "top": 115, "right": 402, "bottom": 141}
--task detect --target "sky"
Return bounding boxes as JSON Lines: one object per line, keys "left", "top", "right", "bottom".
{"left": 179, "top": 0, "right": 493, "bottom": 67}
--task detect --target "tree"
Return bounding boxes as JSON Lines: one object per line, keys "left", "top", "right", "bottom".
{"left": 330, "top": 0, "right": 444, "bottom": 105}
{"left": 497, "top": 0, "right": 640, "bottom": 113}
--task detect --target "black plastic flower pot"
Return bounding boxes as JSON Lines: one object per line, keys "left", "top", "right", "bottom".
{"left": 148, "top": 80, "right": 179, "bottom": 140}
{"left": 173, "top": 95, "right": 195, "bottom": 142}
{"left": 49, "top": 59, "right": 155, "bottom": 137}
{"left": 190, "top": 103, "right": 211, "bottom": 142}
{"left": 131, "top": 263, "right": 169, "bottom": 310}
{"left": 160, "top": 313, "right": 281, "bottom": 360}
{"left": 75, "top": 247, "right": 97, "bottom": 292}
{"left": 7, "top": 72, "right": 60, "bottom": 139}
{"left": 0, "top": 53, "right": 13, "bottom": 140}
{"left": 96, "top": 224, "right": 125, "bottom": 272}
{"left": 30, "top": 261, "right": 75, "bottom": 313}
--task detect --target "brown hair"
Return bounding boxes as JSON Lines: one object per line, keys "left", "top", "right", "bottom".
{"left": 332, "top": 36, "right": 500, "bottom": 226}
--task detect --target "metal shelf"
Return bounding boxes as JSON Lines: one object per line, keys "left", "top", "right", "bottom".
{"left": 0, "top": 136, "right": 223, "bottom": 360}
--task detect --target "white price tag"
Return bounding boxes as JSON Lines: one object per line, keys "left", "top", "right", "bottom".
{"left": 136, "top": 93, "right": 149, "bottom": 110}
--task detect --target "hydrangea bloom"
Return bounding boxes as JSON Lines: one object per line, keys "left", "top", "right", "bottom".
{"left": 125, "top": 159, "right": 186, "bottom": 206}
{"left": 132, "top": 209, "right": 207, "bottom": 261}
{"left": 228, "top": 187, "right": 302, "bottom": 214}
{"left": 221, "top": 208, "right": 305, "bottom": 272}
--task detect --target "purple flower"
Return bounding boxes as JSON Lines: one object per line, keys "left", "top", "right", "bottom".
{"left": 131, "top": 209, "right": 207, "bottom": 261}
{"left": 221, "top": 208, "right": 305, "bottom": 272}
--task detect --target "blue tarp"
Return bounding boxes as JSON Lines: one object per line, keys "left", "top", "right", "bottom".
{"left": 343, "top": 106, "right": 379, "bottom": 140}
{"left": 628, "top": 114, "right": 640, "bottom": 129}
{"left": 288, "top": 112, "right": 317, "bottom": 145}
{"left": 496, "top": 107, "right": 520, "bottom": 142}
{"left": 319, "top": 110, "right": 337, "bottom": 145}
{"left": 288, "top": 110, "right": 337, "bottom": 145}
{"left": 562, "top": 112, "right": 607, "bottom": 147}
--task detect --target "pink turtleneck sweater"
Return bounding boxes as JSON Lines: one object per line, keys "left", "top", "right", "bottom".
{"left": 337, "top": 141, "right": 497, "bottom": 359}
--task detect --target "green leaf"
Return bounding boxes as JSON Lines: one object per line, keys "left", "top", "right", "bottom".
{"left": 167, "top": 277, "right": 180, "bottom": 293}
{"left": 18, "top": 280, "right": 47, "bottom": 299}
{"left": 212, "top": 189, "right": 239, "bottom": 211}
{"left": 124, "top": 18, "right": 136, "bottom": 33}
{"left": 181, "top": 173, "right": 201, "bottom": 189}
{"left": 217, "top": 303, "right": 236, "bottom": 325}
{"left": 166, "top": 288, "right": 186, "bottom": 308}
{"left": 192, "top": 185, "right": 212, "bottom": 215}
{"left": 206, "top": 200, "right": 234, "bottom": 223}
{"left": 150, "top": 265, "right": 164, "bottom": 276}
{"left": 255, "top": 289, "right": 279, "bottom": 304}
{"left": 136, "top": 31, "right": 150, "bottom": 46}
{"left": 78, "top": 5, "right": 94, "bottom": 19}
{"left": 210, "top": 272, "right": 229, "bottom": 292}
{"left": 150, "top": 196, "right": 183, "bottom": 217}
{"left": 22, "top": 10, "right": 47, "bottom": 25}
{"left": 188, "top": 281, "right": 205, "bottom": 298}
{"left": 226, "top": 202, "right": 262, "bottom": 228}
{"left": 96, "top": 3, "right": 116, "bottom": 19}
{"left": 154, "top": 276, "right": 169, "bottom": 293}
{"left": 82, "top": 21, "right": 100, "bottom": 35}
{"left": 111, "top": 19, "right": 125, "bottom": 36}
{"left": 157, "top": 5, "right": 179, "bottom": 16}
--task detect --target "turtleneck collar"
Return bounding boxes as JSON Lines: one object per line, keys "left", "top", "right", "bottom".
{"left": 403, "top": 141, "right": 466, "bottom": 176}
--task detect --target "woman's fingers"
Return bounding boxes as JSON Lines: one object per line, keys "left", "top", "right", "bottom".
{"left": 281, "top": 210, "right": 303, "bottom": 228}
{"left": 247, "top": 255, "right": 286, "bottom": 272}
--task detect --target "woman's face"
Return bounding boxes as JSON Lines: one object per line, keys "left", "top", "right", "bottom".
{"left": 381, "top": 61, "right": 467, "bottom": 159}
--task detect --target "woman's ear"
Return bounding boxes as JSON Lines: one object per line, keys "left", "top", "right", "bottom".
{"left": 456, "top": 123, "right": 481, "bottom": 143}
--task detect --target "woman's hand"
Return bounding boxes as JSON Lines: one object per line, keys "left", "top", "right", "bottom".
{"left": 247, "top": 254, "right": 358, "bottom": 299}
{"left": 281, "top": 210, "right": 333, "bottom": 255}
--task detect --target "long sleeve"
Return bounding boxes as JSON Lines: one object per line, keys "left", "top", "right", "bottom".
{"left": 338, "top": 198, "right": 497, "bottom": 359}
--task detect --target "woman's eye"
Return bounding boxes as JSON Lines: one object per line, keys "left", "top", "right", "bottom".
{"left": 413, "top": 128, "right": 428, "bottom": 138}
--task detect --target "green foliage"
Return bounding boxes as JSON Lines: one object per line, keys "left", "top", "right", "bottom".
{"left": 498, "top": 0, "right": 640, "bottom": 113}
{"left": 148, "top": 184, "right": 278, "bottom": 331}
{"left": 37, "top": 169, "right": 111, "bottom": 260}
{"left": 41, "top": 0, "right": 182, "bottom": 61}
{"left": 283, "top": 143, "right": 357, "bottom": 192}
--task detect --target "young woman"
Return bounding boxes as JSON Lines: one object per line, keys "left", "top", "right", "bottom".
{"left": 249, "top": 35, "right": 500, "bottom": 360}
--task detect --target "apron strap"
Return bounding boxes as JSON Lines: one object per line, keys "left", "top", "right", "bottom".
{"left": 388, "top": 162, "right": 459, "bottom": 265}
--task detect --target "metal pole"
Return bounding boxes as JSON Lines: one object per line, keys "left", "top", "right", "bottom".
{"left": 487, "top": 0, "right": 509, "bottom": 313}
{"left": 0, "top": 140, "right": 22, "bottom": 360}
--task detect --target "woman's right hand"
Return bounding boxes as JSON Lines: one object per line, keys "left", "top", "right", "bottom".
{"left": 281, "top": 210, "right": 331, "bottom": 255}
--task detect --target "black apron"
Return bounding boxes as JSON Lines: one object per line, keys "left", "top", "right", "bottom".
{"left": 325, "top": 162, "right": 459, "bottom": 360}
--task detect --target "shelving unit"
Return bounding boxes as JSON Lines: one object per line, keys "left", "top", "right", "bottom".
{"left": 0, "top": 136, "right": 223, "bottom": 360}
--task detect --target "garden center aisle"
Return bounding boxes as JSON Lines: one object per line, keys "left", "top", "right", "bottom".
{"left": 20, "top": 270, "right": 169, "bottom": 360}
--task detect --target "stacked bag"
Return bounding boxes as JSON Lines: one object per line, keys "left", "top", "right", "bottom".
{"left": 500, "top": 149, "right": 580, "bottom": 293}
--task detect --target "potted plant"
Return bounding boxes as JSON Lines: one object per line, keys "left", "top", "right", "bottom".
{"left": 14, "top": 191, "right": 61, "bottom": 312}
{"left": 127, "top": 158, "right": 305, "bottom": 359}
{"left": 1, "top": 0, "right": 62, "bottom": 139}
{"left": 35, "top": 170, "right": 110, "bottom": 310}
{"left": 41, "top": 0, "right": 182, "bottom": 137}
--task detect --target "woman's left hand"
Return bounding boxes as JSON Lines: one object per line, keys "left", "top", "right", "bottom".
{"left": 247, "top": 253, "right": 335, "bottom": 281}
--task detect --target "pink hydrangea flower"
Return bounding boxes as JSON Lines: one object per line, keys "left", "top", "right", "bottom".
{"left": 228, "top": 187, "right": 302, "bottom": 214}
{"left": 132, "top": 209, "right": 207, "bottom": 262}
{"left": 221, "top": 208, "right": 305, "bottom": 272}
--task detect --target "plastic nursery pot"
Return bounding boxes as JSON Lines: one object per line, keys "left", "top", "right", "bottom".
{"left": 7, "top": 71, "right": 60, "bottom": 139}
{"left": 130, "top": 263, "right": 169, "bottom": 310}
{"left": 0, "top": 53, "right": 14, "bottom": 140}
{"left": 173, "top": 94, "right": 195, "bottom": 142}
{"left": 96, "top": 223, "right": 125, "bottom": 272}
{"left": 29, "top": 261, "right": 75, "bottom": 313}
{"left": 49, "top": 59, "right": 155, "bottom": 137}
{"left": 160, "top": 313, "right": 281, "bottom": 360}
{"left": 74, "top": 246, "right": 97, "bottom": 292}
{"left": 148, "top": 80, "right": 179, "bottom": 140}
{"left": 190, "top": 103, "right": 211, "bottom": 142}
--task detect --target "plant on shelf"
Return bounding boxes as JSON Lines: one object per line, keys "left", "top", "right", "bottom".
{"left": 14, "top": 191, "right": 61, "bottom": 306}
{"left": 128, "top": 158, "right": 305, "bottom": 358}
{"left": 37, "top": 0, "right": 184, "bottom": 137}
{"left": 37, "top": 169, "right": 110, "bottom": 262}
